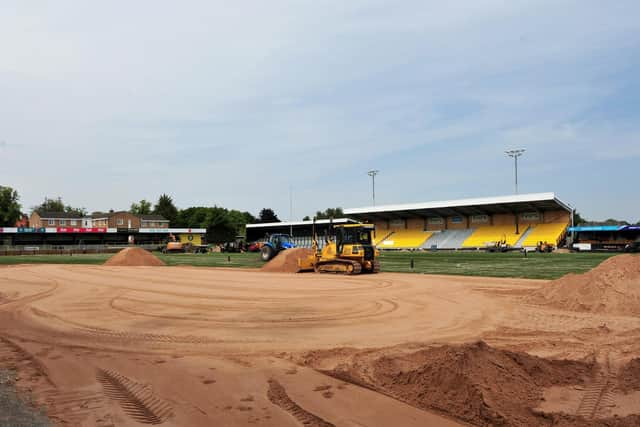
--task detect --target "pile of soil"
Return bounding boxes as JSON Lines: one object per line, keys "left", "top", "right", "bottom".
{"left": 527, "top": 254, "right": 640, "bottom": 315}
{"left": 619, "top": 358, "right": 640, "bottom": 392}
{"left": 304, "top": 341, "right": 593, "bottom": 426}
{"left": 103, "top": 247, "right": 166, "bottom": 267}
{"left": 261, "top": 248, "right": 314, "bottom": 273}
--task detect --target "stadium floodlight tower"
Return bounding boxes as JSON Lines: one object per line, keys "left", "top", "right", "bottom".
{"left": 505, "top": 149, "right": 525, "bottom": 194}
{"left": 367, "top": 169, "right": 379, "bottom": 206}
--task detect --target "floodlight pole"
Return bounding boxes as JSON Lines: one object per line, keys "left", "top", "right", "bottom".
{"left": 367, "top": 170, "right": 379, "bottom": 206}
{"left": 505, "top": 149, "right": 525, "bottom": 194}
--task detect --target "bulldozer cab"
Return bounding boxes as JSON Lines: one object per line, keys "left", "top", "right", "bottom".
{"left": 335, "top": 224, "right": 373, "bottom": 254}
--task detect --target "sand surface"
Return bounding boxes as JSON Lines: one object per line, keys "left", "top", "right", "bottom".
{"left": 1, "top": 264, "right": 640, "bottom": 426}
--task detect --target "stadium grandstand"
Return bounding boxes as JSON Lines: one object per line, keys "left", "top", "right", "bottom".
{"left": 248, "top": 193, "right": 573, "bottom": 251}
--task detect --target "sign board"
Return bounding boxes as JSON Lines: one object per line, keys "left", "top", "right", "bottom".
{"left": 117, "top": 228, "right": 139, "bottom": 233}
{"left": 389, "top": 219, "right": 405, "bottom": 228}
{"left": 427, "top": 217, "right": 444, "bottom": 225}
{"left": 471, "top": 215, "right": 489, "bottom": 224}
{"left": 17, "top": 227, "right": 47, "bottom": 233}
{"left": 521, "top": 212, "right": 540, "bottom": 221}
{"left": 56, "top": 227, "right": 108, "bottom": 233}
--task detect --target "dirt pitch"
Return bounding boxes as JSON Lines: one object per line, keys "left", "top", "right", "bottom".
{"left": 1, "top": 264, "right": 640, "bottom": 426}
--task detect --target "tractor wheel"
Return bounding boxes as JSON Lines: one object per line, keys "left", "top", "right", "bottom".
{"left": 261, "top": 245, "right": 275, "bottom": 262}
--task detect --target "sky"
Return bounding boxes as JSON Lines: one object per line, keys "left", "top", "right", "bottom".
{"left": 1, "top": 1, "right": 639, "bottom": 222}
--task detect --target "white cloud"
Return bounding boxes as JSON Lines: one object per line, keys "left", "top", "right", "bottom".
{"left": 1, "top": 0, "right": 639, "bottom": 220}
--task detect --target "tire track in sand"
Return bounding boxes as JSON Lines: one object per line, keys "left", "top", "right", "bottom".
{"left": 96, "top": 369, "right": 173, "bottom": 424}
{"left": 267, "top": 379, "right": 334, "bottom": 427}
{"left": 576, "top": 352, "right": 617, "bottom": 420}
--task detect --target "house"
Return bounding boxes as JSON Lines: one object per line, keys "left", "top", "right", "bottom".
{"left": 90, "top": 213, "right": 110, "bottom": 228}
{"left": 139, "top": 214, "right": 170, "bottom": 229}
{"left": 107, "top": 212, "right": 141, "bottom": 229}
{"left": 29, "top": 212, "right": 84, "bottom": 228}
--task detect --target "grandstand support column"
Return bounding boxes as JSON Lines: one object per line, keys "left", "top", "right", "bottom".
{"left": 515, "top": 212, "right": 520, "bottom": 234}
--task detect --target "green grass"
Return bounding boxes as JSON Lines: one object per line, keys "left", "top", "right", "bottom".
{"left": 157, "top": 253, "right": 264, "bottom": 268}
{"left": 378, "top": 251, "right": 615, "bottom": 280}
{"left": 0, "top": 250, "right": 616, "bottom": 280}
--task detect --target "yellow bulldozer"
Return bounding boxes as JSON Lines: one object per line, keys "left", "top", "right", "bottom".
{"left": 298, "top": 223, "right": 380, "bottom": 274}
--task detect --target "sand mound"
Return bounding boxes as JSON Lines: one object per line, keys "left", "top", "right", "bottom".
{"left": 303, "top": 341, "right": 592, "bottom": 426}
{"left": 619, "top": 358, "right": 640, "bottom": 392}
{"left": 104, "top": 247, "right": 166, "bottom": 267}
{"left": 261, "top": 248, "right": 314, "bottom": 273}
{"left": 527, "top": 254, "right": 640, "bottom": 315}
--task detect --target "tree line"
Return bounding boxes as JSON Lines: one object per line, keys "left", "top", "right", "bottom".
{"left": 0, "top": 186, "right": 290, "bottom": 243}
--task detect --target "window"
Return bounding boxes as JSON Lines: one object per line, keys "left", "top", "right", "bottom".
{"left": 428, "top": 217, "right": 444, "bottom": 225}
{"left": 70, "top": 220, "right": 77, "bottom": 226}
{"left": 471, "top": 215, "right": 489, "bottom": 223}
{"left": 451, "top": 216, "right": 464, "bottom": 224}
{"left": 117, "top": 218, "right": 124, "bottom": 226}
{"left": 389, "top": 219, "right": 405, "bottom": 228}
{"left": 59, "top": 220, "right": 66, "bottom": 226}
{"left": 522, "top": 212, "right": 540, "bottom": 221}
{"left": 48, "top": 219, "right": 55, "bottom": 226}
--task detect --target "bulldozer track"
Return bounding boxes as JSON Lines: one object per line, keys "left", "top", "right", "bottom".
{"left": 267, "top": 379, "right": 335, "bottom": 427}
{"left": 576, "top": 352, "right": 616, "bottom": 420}
{"left": 96, "top": 369, "right": 173, "bottom": 425}
{"left": 315, "top": 260, "right": 362, "bottom": 275}
{"left": 79, "top": 327, "right": 219, "bottom": 345}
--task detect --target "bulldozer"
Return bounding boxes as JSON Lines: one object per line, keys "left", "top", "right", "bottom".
{"left": 298, "top": 222, "right": 380, "bottom": 274}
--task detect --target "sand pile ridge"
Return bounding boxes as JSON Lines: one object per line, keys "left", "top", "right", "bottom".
{"left": 261, "top": 248, "right": 315, "bottom": 273}
{"left": 303, "top": 341, "right": 593, "bottom": 426}
{"left": 104, "top": 247, "right": 166, "bottom": 266}
{"left": 528, "top": 254, "right": 640, "bottom": 315}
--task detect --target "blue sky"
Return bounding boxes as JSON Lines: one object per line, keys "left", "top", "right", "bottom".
{"left": 1, "top": 1, "right": 639, "bottom": 221}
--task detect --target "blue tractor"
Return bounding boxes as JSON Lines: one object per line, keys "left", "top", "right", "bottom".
{"left": 261, "top": 233, "right": 295, "bottom": 261}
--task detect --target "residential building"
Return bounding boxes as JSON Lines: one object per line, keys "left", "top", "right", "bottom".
{"left": 140, "top": 214, "right": 170, "bottom": 229}
{"left": 29, "top": 212, "right": 84, "bottom": 228}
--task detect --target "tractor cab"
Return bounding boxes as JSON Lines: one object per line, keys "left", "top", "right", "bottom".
{"left": 260, "top": 233, "right": 295, "bottom": 261}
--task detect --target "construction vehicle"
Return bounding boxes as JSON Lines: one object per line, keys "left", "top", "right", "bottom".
{"left": 260, "top": 233, "right": 295, "bottom": 261}
{"left": 536, "top": 241, "right": 554, "bottom": 253}
{"left": 162, "top": 233, "right": 185, "bottom": 253}
{"left": 485, "top": 237, "right": 510, "bottom": 253}
{"left": 298, "top": 222, "right": 380, "bottom": 274}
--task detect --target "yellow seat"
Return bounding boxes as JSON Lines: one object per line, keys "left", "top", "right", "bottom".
{"left": 378, "top": 229, "right": 433, "bottom": 248}
{"left": 462, "top": 225, "right": 527, "bottom": 248}
{"left": 374, "top": 229, "right": 392, "bottom": 245}
{"left": 522, "top": 223, "right": 568, "bottom": 247}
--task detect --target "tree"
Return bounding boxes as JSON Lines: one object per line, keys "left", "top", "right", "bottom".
{"left": 33, "top": 197, "right": 86, "bottom": 216}
{"left": 204, "top": 207, "right": 237, "bottom": 244}
{"left": 153, "top": 194, "right": 178, "bottom": 224}
{"left": 174, "top": 206, "right": 256, "bottom": 239}
{"left": 302, "top": 215, "right": 311, "bottom": 221}
{"left": 573, "top": 211, "right": 587, "bottom": 225}
{"left": 130, "top": 199, "right": 152, "bottom": 215}
{"left": 314, "top": 207, "right": 344, "bottom": 220}
{"left": 33, "top": 197, "right": 64, "bottom": 213}
{"left": 258, "top": 208, "right": 280, "bottom": 223}
{"left": 0, "top": 186, "right": 21, "bottom": 226}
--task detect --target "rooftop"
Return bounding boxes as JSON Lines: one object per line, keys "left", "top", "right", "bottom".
{"left": 35, "top": 211, "right": 84, "bottom": 219}
{"left": 344, "top": 192, "right": 572, "bottom": 220}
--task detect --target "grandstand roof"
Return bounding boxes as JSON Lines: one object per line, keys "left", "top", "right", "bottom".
{"left": 344, "top": 192, "right": 572, "bottom": 220}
